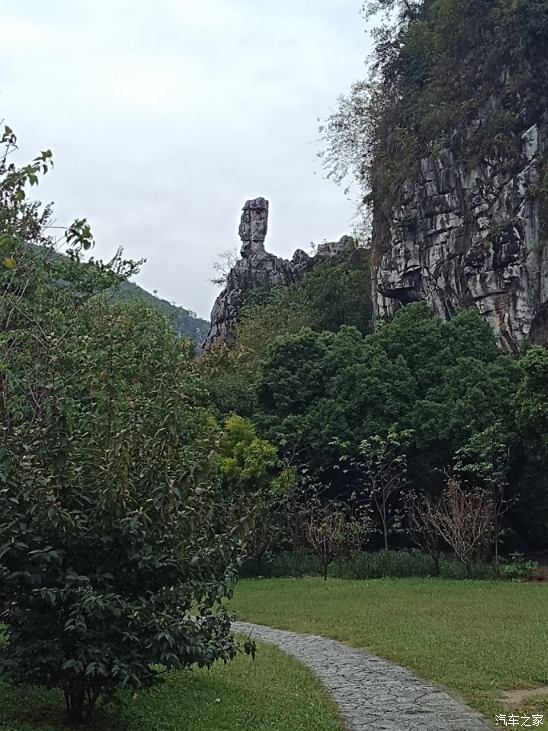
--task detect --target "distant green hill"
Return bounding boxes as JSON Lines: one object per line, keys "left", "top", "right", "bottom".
{"left": 116, "top": 280, "right": 209, "bottom": 345}
{"left": 31, "top": 244, "right": 209, "bottom": 346}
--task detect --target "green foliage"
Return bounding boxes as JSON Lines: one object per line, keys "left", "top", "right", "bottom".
{"left": 199, "top": 342, "right": 260, "bottom": 418}
{"left": 215, "top": 415, "right": 280, "bottom": 492}
{"left": 200, "top": 255, "right": 372, "bottom": 421}
{"left": 114, "top": 280, "right": 208, "bottom": 345}
{"left": 214, "top": 415, "right": 296, "bottom": 574}
{"left": 302, "top": 258, "right": 372, "bottom": 334}
{"left": 240, "top": 550, "right": 495, "bottom": 580}
{"left": 235, "top": 285, "right": 314, "bottom": 360}
{"left": 208, "top": 292, "right": 547, "bottom": 552}
{"left": 322, "top": 0, "right": 548, "bottom": 241}
{"left": 516, "top": 345, "right": 548, "bottom": 448}
{"left": 502, "top": 552, "right": 540, "bottom": 581}
{"left": 0, "top": 132, "right": 248, "bottom": 725}
{"left": 199, "top": 278, "right": 312, "bottom": 421}
{"left": 235, "top": 256, "right": 372, "bottom": 360}
{"left": 1, "top": 299, "right": 244, "bottom": 725}
{"left": 349, "top": 429, "right": 412, "bottom": 551}
{"left": 454, "top": 422, "right": 512, "bottom": 488}
{"left": 21, "top": 246, "right": 208, "bottom": 346}
{"left": 0, "top": 642, "right": 343, "bottom": 731}
{"left": 255, "top": 304, "right": 518, "bottom": 485}
{"left": 510, "top": 346, "right": 548, "bottom": 544}
{"left": 239, "top": 551, "right": 324, "bottom": 579}
{"left": 335, "top": 551, "right": 494, "bottom": 581}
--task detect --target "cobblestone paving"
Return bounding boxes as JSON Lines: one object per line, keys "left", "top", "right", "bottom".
{"left": 233, "top": 621, "right": 491, "bottom": 731}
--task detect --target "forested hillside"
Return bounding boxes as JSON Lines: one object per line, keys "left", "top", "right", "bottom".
{"left": 32, "top": 243, "right": 209, "bottom": 345}
{"left": 116, "top": 280, "right": 208, "bottom": 344}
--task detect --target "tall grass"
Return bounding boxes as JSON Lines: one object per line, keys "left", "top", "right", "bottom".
{"left": 240, "top": 550, "right": 496, "bottom": 580}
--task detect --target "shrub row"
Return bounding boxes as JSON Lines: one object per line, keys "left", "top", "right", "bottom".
{"left": 240, "top": 550, "right": 497, "bottom": 580}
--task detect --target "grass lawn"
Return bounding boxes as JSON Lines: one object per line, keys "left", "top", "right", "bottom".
{"left": 0, "top": 641, "right": 343, "bottom": 731}
{"left": 231, "top": 577, "right": 548, "bottom": 721}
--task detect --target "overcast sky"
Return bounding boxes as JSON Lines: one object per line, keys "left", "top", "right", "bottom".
{"left": 1, "top": 0, "right": 371, "bottom": 319}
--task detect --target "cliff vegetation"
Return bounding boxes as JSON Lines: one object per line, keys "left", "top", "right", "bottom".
{"left": 323, "top": 0, "right": 548, "bottom": 233}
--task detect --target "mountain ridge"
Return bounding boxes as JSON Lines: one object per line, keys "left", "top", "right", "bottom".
{"left": 116, "top": 279, "right": 209, "bottom": 345}
{"left": 33, "top": 244, "right": 209, "bottom": 345}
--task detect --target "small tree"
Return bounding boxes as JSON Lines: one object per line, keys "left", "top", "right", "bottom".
{"left": 301, "top": 502, "right": 369, "bottom": 580}
{"left": 210, "top": 247, "right": 239, "bottom": 286}
{"left": 454, "top": 423, "right": 514, "bottom": 574}
{"left": 405, "top": 492, "right": 441, "bottom": 575}
{"left": 214, "top": 414, "right": 296, "bottom": 575}
{"left": 0, "top": 298, "right": 249, "bottom": 725}
{"left": 0, "top": 131, "right": 250, "bottom": 725}
{"left": 351, "top": 429, "right": 411, "bottom": 552}
{"left": 424, "top": 479, "right": 495, "bottom": 578}
{"left": 241, "top": 491, "right": 290, "bottom": 575}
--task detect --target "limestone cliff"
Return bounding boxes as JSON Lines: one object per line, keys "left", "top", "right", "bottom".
{"left": 363, "top": 1, "right": 548, "bottom": 354}
{"left": 203, "top": 198, "right": 353, "bottom": 351}
{"left": 374, "top": 117, "right": 548, "bottom": 352}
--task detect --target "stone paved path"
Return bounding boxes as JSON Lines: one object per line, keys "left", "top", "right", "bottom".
{"left": 233, "top": 621, "right": 491, "bottom": 731}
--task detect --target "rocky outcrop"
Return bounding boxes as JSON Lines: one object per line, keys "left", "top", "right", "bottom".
{"left": 374, "top": 119, "right": 548, "bottom": 352}
{"left": 239, "top": 197, "right": 269, "bottom": 257}
{"left": 203, "top": 198, "right": 354, "bottom": 351}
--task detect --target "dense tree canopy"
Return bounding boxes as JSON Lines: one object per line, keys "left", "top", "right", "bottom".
{"left": 200, "top": 254, "right": 372, "bottom": 419}
{"left": 254, "top": 305, "right": 519, "bottom": 484}
{"left": 212, "top": 297, "right": 548, "bottom": 551}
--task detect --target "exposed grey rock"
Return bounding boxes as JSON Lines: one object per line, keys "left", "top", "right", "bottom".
{"left": 239, "top": 197, "right": 269, "bottom": 258}
{"left": 203, "top": 198, "right": 354, "bottom": 351}
{"left": 233, "top": 621, "right": 490, "bottom": 731}
{"left": 373, "top": 119, "right": 548, "bottom": 352}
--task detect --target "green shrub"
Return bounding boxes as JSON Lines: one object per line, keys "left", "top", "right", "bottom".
{"left": 0, "top": 132, "right": 250, "bottom": 726}
{"left": 502, "top": 552, "right": 540, "bottom": 581}
{"left": 240, "top": 552, "right": 323, "bottom": 579}
{"left": 241, "top": 550, "right": 495, "bottom": 580}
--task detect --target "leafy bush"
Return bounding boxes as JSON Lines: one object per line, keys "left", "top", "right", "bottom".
{"left": 336, "top": 550, "right": 438, "bottom": 579}
{"left": 502, "top": 552, "right": 540, "bottom": 581}
{"left": 0, "top": 131, "right": 249, "bottom": 725}
{"left": 239, "top": 552, "right": 323, "bottom": 579}
{"left": 342, "top": 551, "right": 495, "bottom": 580}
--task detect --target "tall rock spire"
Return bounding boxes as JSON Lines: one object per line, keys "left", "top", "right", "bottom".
{"left": 239, "top": 197, "right": 269, "bottom": 258}
{"left": 202, "top": 198, "right": 354, "bottom": 352}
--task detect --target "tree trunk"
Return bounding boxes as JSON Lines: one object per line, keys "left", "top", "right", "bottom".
{"left": 85, "top": 687, "right": 99, "bottom": 725}
{"left": 433, "top": 553, "right": 440, "bottom": 576}
{"left": 65, "top": 681, "right": 86, "bottom": 726}
{"left": 322, "top": 560, "right": 329, "bottom": 581}
{"left": 493, "top": 514, "right": 500, "bottom": 576}
{"left": 383, "top": 524, "right": 389, "bottom": 552}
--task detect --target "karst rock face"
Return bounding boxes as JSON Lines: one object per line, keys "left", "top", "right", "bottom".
{"left": 373, "top": 119, "right": 548, "bottom": 353}
{"left": 239, "top": 197, "right": 269, "bottom": 257}
{"left": 203, "top": 198, "right": 353, "bottom": 351}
